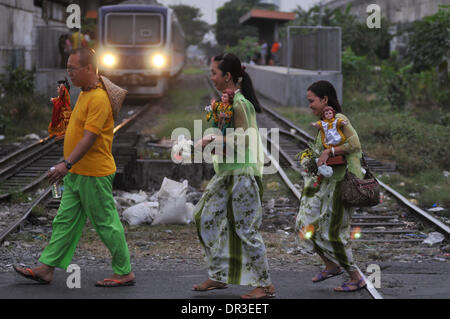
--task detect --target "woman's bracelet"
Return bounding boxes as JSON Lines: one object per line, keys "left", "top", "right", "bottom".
{"left": 331, "top": 147, "right": 335, "bottom": 157}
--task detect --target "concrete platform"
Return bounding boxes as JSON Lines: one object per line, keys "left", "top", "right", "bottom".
{"left": 245, "top": 64, "right": 342, "bottom": 107}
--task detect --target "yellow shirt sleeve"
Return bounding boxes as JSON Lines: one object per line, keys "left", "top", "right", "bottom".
{"left": 84, "top": 96, "right": 111, "bottom": 135}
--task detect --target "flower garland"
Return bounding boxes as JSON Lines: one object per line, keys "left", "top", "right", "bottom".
{"left": 296, "top": 142, "right": 325, "bottom": 188}
{"left": 205, "top": 101, "right": 233, "bottom": 134}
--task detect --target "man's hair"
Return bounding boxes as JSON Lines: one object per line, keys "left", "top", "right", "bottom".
{"left": 70, "top": 48, "right": 98, "bottom": 73}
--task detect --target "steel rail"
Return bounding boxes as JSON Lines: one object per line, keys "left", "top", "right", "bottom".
{"left": 262, "top": 133, "right": 383, "bottom": 299}
{"left": 206, "top": 76, "right": 384, "bottom": 299}
{"left": 0, "top": 136, "right": 54, "bottom": 167}
{"left": 261, "top": 102, "right": 450, "bottom": 237}
{"left": 0, "top": 187, "right": 52, "bottom": 243}
{"left": 0, "top": 103, "right": 150, "bottom": 243}
{"left": 206, "top": 75, "right": 448, "bottom": 299}
{"left": 0, "top": 137, "right": 56, "bottom": 180}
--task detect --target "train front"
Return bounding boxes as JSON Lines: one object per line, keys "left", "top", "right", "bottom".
{"left": 97, "top": 5, "right": 171, "bottom": 96}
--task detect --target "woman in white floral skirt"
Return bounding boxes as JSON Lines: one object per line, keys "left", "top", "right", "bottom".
{"left": 192, "top": 53, "right": 275, "bottom": 299}
{"left": 296, "top": 80, "right": 366, "bottom": 292}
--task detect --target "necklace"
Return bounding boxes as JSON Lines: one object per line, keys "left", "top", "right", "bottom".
{"left": 81, "top": 78, "right": 101, "bottom": 92}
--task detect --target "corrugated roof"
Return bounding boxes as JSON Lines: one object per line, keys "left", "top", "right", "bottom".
{"left": 240, "top": 9, "right": 296, "bottom": 25}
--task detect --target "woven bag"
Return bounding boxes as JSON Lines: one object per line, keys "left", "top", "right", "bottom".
{"left": 99, "top": 75, "right": 127, "bottom": 120}
{"left": 340, "top": 156, "right": 380, "bottom": 207}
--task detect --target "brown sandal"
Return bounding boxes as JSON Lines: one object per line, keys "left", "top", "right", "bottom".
{"left": 240, "top": 285, "right": 276, "bottom": 299}
{"left": 192, "top": 279, "right": 228, "bottom": 291}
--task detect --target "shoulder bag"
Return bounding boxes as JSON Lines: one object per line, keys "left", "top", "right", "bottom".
{"left": 340, "top": 155, "right": 380, "bottom": 207}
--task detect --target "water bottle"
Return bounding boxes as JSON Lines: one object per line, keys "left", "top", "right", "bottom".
{"left": 49, "top": 167, "right": 62, "bottom": 199}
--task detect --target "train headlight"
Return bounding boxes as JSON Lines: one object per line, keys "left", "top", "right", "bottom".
{"left": 102, "top": 54, "right": 116, "bottom": 67}
{"left": 152, "top": 54, "right": 166, "bottom": 68}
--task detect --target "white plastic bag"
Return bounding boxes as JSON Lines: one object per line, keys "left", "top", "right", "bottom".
{"left": 171, "top": 134, "right": 193, "bottom": 163}
{"left": 423, "top": 232, "right": 445, "bottom": 245}
{"left": 123, "top": 202, "right": 159, "bottom": 225}
{"left": 121, "top": 190, "right": 148, "bottom": 204}
{"left": 318, "top": 164, "right": 333, "bottom": 177}
{"left": 152, "top": 178, "right": 190, "bottom": 225}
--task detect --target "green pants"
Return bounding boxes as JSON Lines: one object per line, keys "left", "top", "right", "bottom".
{"left": 39, "top": 173, "right": 131, "bottom": 275}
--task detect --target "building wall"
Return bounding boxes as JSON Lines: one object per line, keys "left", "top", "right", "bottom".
{"left": 0, "top": 0, "right": 72, "bottom": 72}
{"left": 0, "top": 0, "right": 35, "bottom": 71}
{"left": 325, "top": 0, "right": 449, "bottom": 24}
{"left": 325, "top": 0, "right": 450, "bottom": 54}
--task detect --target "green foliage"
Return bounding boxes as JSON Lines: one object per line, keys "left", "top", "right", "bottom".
{"left": 405, "top": 69, "right": 450, "bottom": 118}
{"left": 390, "top": 115, "right": 449, "bottom": 175}
{"left": 0, "top": 66, "right": 35, "bottom": 97}
{"left": 379, "top": 171, "right": 450, "bottom": 208}
{"left": 144, "top": 84, "right": 209, "bottom": 138}
{"left": 215, "top": 0, "right": 259, "bottom": 47}
{"left": 341, "top": 47, "right": 373, "bottom": 92}
{"left": 182, "top": 66, "right": 206, "bottom": 75}
{"left": 0, "top": 67, "right": 51, "bottom": 139}
{"left": 379, "top": 53, "right": 409, "bottom": 110}
{"left": 407, "top": 5, "right": 450, "bottom": 73}
{"left": 170, "top": 5, "right": 210, "bottom": 47}
{"left": 226, "top": 36, "right": 260, "bottom": 62}
{"left": 376, "top": 51, "right": 449, "bottom": 114}
{"left": 0, "top": 67, "right": 50, "bottom": 139}
{"left": 289, "top": 4, "right": 391, "bottom": 62}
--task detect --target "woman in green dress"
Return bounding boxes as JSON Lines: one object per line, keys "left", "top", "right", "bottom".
{"left": 295, "top": 80, "right": 367, "bottom": 292}
{"left": 192, "top": 53, "right": 275, "bottom": 299}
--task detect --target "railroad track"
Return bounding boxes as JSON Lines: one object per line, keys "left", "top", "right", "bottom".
{"left": 0, "top": 102, "right": 151, "bottom": 243}
{"left": 206, "top": 76, "right": 449, "bottom": 299}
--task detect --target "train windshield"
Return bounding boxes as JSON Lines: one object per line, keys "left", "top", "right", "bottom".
{"left": 106, "top": 13, "right": 162, "bottom": 46}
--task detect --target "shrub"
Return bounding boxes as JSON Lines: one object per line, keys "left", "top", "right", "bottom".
{"left": 0, "top": 66, "right": 35, "bottom": 97}
{"left": 341, "top": 47, "right": 373, "bottom": 92}
{"left": 226, "top": 36, "right": 260, "bottom": 63}
{"left": 407, "top": 5, "right": 450, "bottom": 73}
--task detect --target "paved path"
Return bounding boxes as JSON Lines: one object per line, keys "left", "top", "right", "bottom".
{"left": 1, "top": 262, "right": 449, "bottom": 300}
{"left": 1, "top": 269, "right": 369, "bottom": 299}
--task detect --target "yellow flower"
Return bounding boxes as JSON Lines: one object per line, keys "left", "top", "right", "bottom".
{"left": 300, "top": 149, "right": 313, "bottom": 161}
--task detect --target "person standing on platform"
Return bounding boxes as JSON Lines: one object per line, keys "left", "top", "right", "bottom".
{"left": 13, "top": 48, "right": 135, "bottom": 288}
{"left": 270, "top": 41, "right": 281, "bottom": 65}
{"left": 260, "top": 41, "right": 268, "bottom": 65}
{"left": 295, "top": 80, "right": 366, "bottom": 292}
{"left": 71, "top": 29, "right": 82, "bottom": 49}
{"left": 192, "top": 53, "right": 275, "bottom": 299}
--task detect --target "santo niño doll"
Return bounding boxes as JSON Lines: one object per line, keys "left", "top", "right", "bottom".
{"left": 311, "top": 106, "right": 348, "bottom": 150}
{"left": 205, "top": 88, "right": 234, "bottom": 136}
{"left": 48, "top": 77, "right": 72, "bottom": 140}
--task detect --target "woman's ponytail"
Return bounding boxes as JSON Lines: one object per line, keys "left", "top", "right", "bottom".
{"left": 240, "top": 71, "right": 261, "bottom": 113}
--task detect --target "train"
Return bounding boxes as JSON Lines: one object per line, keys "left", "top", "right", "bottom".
{"left": 97, "top": 3, "right": 185, "bottom": 96}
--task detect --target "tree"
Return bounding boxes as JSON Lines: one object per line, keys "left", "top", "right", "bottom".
{"left": 407, "top": 5, "right": 450, "bottom": 76}
{"left": 170, "top": 5, "right": 210, "bottom": 47}
{"left": 215, "top": 0, "right": 263, "bottom": 47}
{"left": 226, "top": 36, "right": 260, "bottom": 62}
{"left": 289, "top": 3, "right": 391, "bottom": 61}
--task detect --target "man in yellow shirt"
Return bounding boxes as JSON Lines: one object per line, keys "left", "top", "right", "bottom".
{"left": 14, "top": 48, "right": 135, "bottom": 287}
